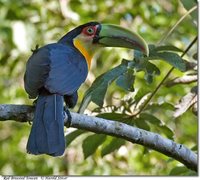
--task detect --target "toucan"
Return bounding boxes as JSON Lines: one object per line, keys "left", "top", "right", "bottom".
{"left": 24, "top": 22, "right": 148, "bottom": 156}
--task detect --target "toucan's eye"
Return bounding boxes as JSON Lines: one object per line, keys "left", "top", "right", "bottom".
{"left": 83, "top": 26, "right": 96, "bottom": 36}
{"left": 87, "top": 27, "right": 94, "bottom": 34}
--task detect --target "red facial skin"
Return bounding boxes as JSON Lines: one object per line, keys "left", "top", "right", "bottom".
{"left": 82, "top": 25, "right": 98, "bottom": 37}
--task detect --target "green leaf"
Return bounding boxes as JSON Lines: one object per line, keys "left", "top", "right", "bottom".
{"left": 82, "top": 134, "right": 107, "bottom": 159}
{"left": 131, "top": 59, "right": 160, "bottom": 84}
{"left": 97, "top": 113, "right": 134, "bottom": 126}
{"left": 97, "top": 113, "right": 127, "bottom": 121}
{"left": 138, "top": 113, "right": 174, "bottom": 139}
{"left": 191, "top": 145, "right": 197, "bottom": 151}
{"left": 144, "top": 62, "right": 160, "bottom": 84}
{"left": 93, "top": 105, "right": 118, "bottom": 113}
{"left": 148, "top": 44, "right": 156, "bottom": 52}
{"left": 169, "top": 166, "right": 190, "bottom": 175}
{"left": 101, "top": 137, "right": 126, "bottom": 157}
{"left": 116, "top": 69, "right": 135, "bottom": 91}
{"left": 155, "top": 52, "right": 186, "bottom": 71}
{"left": 78, "top": 60, "right": 128, "bottom": 113}
{"left": 147, "top": 102, "right": 174, "bottom": 111}
{"left": 66, "top": 129, "right": 86, "bottom": 147}
{"left": 140, "top": 113, "right": 162, "bottom": 126}
{"left": 155, "top": 45, "right": 183, "bottom": 52}
{"left": 157, "top": 125, "right": 174, "bottom": 139}
{"left": 134, "top": 118, "right": 150, "bottom": 131}
{"left": 134, "top": 88, "right": 151, "bottom": 103}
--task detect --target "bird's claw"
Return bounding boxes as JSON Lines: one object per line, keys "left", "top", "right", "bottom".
{"left": 27, "top": 119, "right": 32, "bottom": 125}
{"left": 64, "top": 106, "right": 72, "bottom": 128}
{"left": 31, "top": 44, "right": 39, "bottom": 53}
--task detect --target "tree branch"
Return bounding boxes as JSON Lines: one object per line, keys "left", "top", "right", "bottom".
{"left": 165, "top": 75, "right": 197, "bottom": 87}
{"left": 0, "top": 104, "right": 197, "bottom": 172}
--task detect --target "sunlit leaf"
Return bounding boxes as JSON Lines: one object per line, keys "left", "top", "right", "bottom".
{"left": 134, "top": 88, "right": 151, "bottom": 103}
{"left": 166, "top": 75, "right": 197, "bottom": 87}
{"left": 191, "top": 145, "right": 197, "bottom": 152}
{"left": 135, "top": 93, "right": 151, "bottom": 110}
{"left": 169, "top": 166, "right": 191, "bottom": 175}
{"left": 93, "top": 105, "right": 118, "bottom": 113}
{"left": 174, "top": 86, "right": 197, "bottom": 118}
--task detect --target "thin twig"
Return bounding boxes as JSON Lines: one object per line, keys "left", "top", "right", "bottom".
{"left": 158, "top": 6, "right": 197, "bottom": 45}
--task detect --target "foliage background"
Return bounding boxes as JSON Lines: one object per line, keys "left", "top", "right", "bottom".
{"left": 0, "top": 0, "right": 197, "bottom": 175}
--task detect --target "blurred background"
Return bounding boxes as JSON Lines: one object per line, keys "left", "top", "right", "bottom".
{"left": 0, "top": 0, "right": 197, "bottom": 175}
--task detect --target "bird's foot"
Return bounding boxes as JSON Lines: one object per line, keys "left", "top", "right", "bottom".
{"left": 32, "top": 99, "right": 37, "bottom": 106}
{"left": 64, "top": 106, "right": 72, "bottom": 128}
{"left": 27, "top": 99, "right": 37, "bottom": 125}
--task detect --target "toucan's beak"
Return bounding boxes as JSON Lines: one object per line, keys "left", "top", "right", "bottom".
{"left": 95, "top": 24, "right": 149, "bottom": 56}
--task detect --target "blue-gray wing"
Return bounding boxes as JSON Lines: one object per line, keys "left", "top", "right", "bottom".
{"left": 24, "top": 43, "right": 88, "bottom": 98}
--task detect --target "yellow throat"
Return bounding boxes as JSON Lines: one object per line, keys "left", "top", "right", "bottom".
{"left": 73, "top": 39, "right": 94, "bottom": 69}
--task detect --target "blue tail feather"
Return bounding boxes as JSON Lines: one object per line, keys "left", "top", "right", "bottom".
{"left": 27, "top": 94, "right": 65, "bottom": 156}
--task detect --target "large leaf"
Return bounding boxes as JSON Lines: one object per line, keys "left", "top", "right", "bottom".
{"left": 101, "top": 137, "right": 126, "bottom": 157}
{"left": 145, "top": 48, "right": 186, "bottom": 72}
{"left": 134, "top": 118, "right": 150, "bottom": 131}
{"left": 157, "top": 125, "right": 174, "bottom": 139}
{"left": 116, "top": 68, "right": 135, "bottom": 91}
{"left": 156, "top": 52, "right": 186, "bottom": 71}
{"left": 154, "top": 45, "right": 183, "bottom": 52}
{"left": 82, "top": 134, "right": 107, "bottom": 159}
{"left": 66, "top": 129, "right": 86, "bottom": 147}
{"left": 140, "top": 113, "right": 162, "bottom": 126}
{"left": 79, "top": 60, "right": 128, "bottom": 113}
{"left": 146, "top": 52, "right": 186, "bottom": 72}
{"left": 139, "top": 113, "right": 174, "bottom": 139}
{"left": 131, "top": 59, "right": 160, "bottom": 84}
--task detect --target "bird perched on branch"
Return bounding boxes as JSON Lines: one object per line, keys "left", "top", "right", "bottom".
{"left": 24, "top": 22, "right": 148, "bottom": 156}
